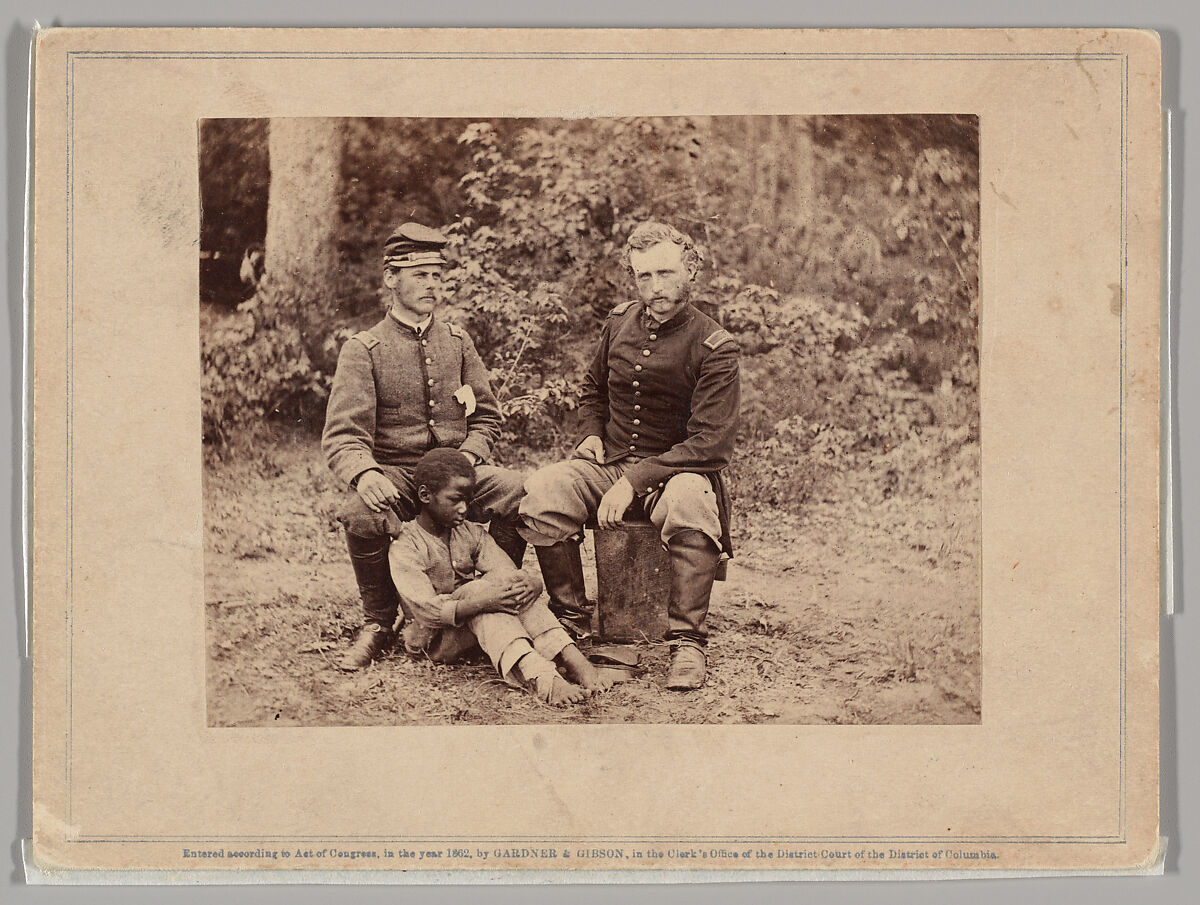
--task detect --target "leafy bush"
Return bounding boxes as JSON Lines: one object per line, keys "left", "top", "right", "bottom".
{"left": 440, "top": 118, "right": 737, "bottom": 452}
{"left": 201, "top": 114, "right": 980, "bottom": 509}
{"left": 201, "top": 277, "right": 338, "bottom": 451}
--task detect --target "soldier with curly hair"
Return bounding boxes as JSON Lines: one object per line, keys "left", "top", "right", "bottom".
{"left": 519, "top": 221, "right": 741, "bottom": 690}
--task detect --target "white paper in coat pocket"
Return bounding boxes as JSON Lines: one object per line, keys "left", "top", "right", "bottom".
{"left": 453, "top": 384, "right": 477, "bottom": 416}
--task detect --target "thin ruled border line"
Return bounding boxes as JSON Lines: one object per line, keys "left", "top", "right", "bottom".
{"left": 65, "top": 51, "right": 1127, "bottom": 64}
{"left": 71, "top": 836, "right": 1124, "bottom": 845}
{"left": 60, "top": 48, "right": 1130, "bottom": 847}
{"left": 1120, "top": 49, "right": 1129, "bottom": 843}
{"left": 65, "top": 49, "right": 75, "bottom": 827}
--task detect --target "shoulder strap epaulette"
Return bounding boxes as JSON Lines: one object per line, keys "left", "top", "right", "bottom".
{"left": 609, "top": 300, "right": 638, "bottom": 317}
{"left": 702, "top": 328, "right": 736, "bottom": 351}
{"left": 445, "top": 322, "right": 467, "bottom": 340}
{"left": 351, "top": 330, "right": 380, "bottom": 350}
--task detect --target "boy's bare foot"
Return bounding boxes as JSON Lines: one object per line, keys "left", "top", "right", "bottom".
{"left": 557, "top": 645, "right": 616, "bottom": 693}
{"left": 542, "top": 675, "right": 587, "bottom": 706}
{"left": 516, "top": 651, "right": 587, "bottom": 705}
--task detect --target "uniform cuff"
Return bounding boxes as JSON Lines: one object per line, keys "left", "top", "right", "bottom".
{"left": 574, "top": 423, "right": 606, "bottom": 449}
{"left": 623, "top": 459, "right": 672, "bottom": 496}
{"left": 332, "top": 451, "right": 381, "bottom": 486}
{"left": 459, "top": 434, "right": 492, "bottom": 464}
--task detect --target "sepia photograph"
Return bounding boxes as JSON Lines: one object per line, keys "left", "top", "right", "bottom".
{"left": 31, "top": 26, "right": 1162, "bottom": 874}
{"left": 200, "top": 114, "right": 981, "bottom": 726}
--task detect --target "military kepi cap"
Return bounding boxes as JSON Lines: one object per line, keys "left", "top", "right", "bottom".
{"left": 383, "top": 222, "right": 448, "bottom": 268}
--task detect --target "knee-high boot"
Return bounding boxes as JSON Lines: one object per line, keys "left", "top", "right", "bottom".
{"left": 339, "top": 532, "right": 399, "bottom": 670}
{"left": 665, "top": 529, "right": 720, "bottom": 689}
{"left": 533, "top": 539, "right": 592, "bottom": 636}
{"left": 488, "top": 515, "right": 528, "bottom": 568}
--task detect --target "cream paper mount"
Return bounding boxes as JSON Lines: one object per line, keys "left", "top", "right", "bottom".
{"left": 30, "top": 28, "right": 1162, "bottom": 876}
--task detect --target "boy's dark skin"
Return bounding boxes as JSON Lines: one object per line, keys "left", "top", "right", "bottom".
{"left": 414, "top": 473, "right": 613, "bottom": 704}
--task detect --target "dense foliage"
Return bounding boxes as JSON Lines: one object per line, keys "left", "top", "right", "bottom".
{"left": 200, "top": 115, "right": 979, "bottom": 510}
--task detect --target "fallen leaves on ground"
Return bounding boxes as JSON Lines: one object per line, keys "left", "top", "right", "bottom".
{"left": 205, "top": 440, "right": 980, "bottom": 726}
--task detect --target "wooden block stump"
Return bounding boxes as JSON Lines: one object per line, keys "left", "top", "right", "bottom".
{"left": 590, "top": 520, "right": 670, "bottom": 642}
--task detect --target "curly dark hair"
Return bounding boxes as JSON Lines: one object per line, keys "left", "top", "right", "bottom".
{"left": 623, "top": 221, "right": 703, "bottom": 276}
{"left": 413, "top": 448, "right": 476, "bottom": 499}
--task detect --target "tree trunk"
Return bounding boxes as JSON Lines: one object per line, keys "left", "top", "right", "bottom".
{"left": 265, "top": 117, "right": 342, "bottom": 376}
{"left": 766, "top": 115, "right": 782, "bottom": 223}
{"left": 790, "top": 117, "right": 815, "bottom": 233}
{"left": 751, "top": 116, "right": 770, "bottom": 219}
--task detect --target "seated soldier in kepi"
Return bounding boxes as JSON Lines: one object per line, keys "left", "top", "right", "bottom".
{"left": 519, "top": 221, "right": 740, "bottom": 691}
{"left": 322, "top": 223, "right": 527, "bottom": 671}
{"left": 391, "top": 449, "right": 613, "bottom": 705}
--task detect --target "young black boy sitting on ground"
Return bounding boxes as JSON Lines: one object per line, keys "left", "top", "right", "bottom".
{"left": 389, "top": 448, "right": 613, "bottom": 705}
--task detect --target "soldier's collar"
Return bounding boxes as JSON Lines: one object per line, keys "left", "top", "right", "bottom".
{"left": 387, "top": 310, "right": 434, "bottom": 336}
{"left": 642, "top": 302, "right": 694, "bottom": 333}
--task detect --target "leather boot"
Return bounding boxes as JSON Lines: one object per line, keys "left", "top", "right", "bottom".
{"left": 488, "top": 516, "right": 528, "bottom": 568}
{"left": 664, "top": 530, "right": 720, "bottom": 690}
{"left": 339, "top": 532, "right": 399, "bottom": 670}
{"left": 339, "top": 622, "right": 393, "bottom": 671}
{"left": 534, "top": 539, "right": 593, "bottom": 637}
{"left": 666, "top": 642, "right": 707, "bottom": 691}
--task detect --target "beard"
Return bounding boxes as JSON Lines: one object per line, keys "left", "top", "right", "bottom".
{"left": 645, "top": 283, "right": 692, "bottom": 321}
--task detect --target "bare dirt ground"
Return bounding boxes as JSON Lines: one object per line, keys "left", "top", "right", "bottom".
{"left": 205, "top": 435, "right": 980, "bottom": 726}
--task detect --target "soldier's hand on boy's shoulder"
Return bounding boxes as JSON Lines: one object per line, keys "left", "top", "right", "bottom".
{"left": 354, "top": 470, "right": 401, "bottom": 513}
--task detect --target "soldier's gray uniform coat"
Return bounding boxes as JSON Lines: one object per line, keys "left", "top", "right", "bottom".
{"left": 328, "top": 220, "right": 527, "bottom": 653}
{"left": 323, "top": 312, "right": 523, "bottom": 543}
{"left": 323, "top": 313, "right": 502, "bottom": 482}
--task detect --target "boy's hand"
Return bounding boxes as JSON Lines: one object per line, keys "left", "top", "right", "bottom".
{"left": 504, "top": 571, "right": 543, "bottom": 607}
{"left": 483, "top": 576, "right": 537, "bottom": 611}
{"left": 477, "top": 598, "right": 520, "bottom": 616}
{"left": 453, "top": 578, "right": 519, "bottom": 619}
